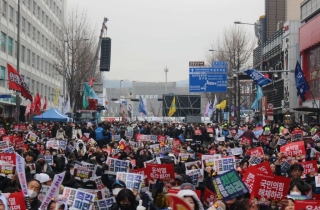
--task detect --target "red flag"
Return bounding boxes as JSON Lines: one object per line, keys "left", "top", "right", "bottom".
{"left": 34, "top": 93, "right": 41, "bottom": 115}
{"left": 30, "top": 102, "right": 35, "bottom": 116}
{"left": 7, "top": 63, "right": 33, "bottom": 101}
{"left": 43, "top": 96, "right": 47, "bottom": 110}
{"left": 89, "top": 77, "right": 95, "bottom": 87}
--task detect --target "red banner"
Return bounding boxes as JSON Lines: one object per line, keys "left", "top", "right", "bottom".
{"left": 251, "top": 173, "right": 290, "bottom": 200}
{"left": 167, "top": 194, "right": 192, "bottom": 210}
{"left": 241, "top": 137, "right": 252, "bottom": 145}
{"left": 242, "top": 167, "right": 260, "bottom": 193}
{"left": 173, "top": 140, "right": 181, "bottom": 146}
{"left": 146, "top": 163, "right": 174, "bottom": 180}
{"left": 300, "top": 160, "right": 318, "bottom": 178}
{"left": 247, "top": 147, "right": 264, "bottom": 158}
{"left": 8, "top": 191, "right": 27, "bottom": 210}
{"left": 295, "top": 200, "right": 320, "bottom": 210}
{"left": 291, "top": 130, "right": 304, "bottom": 141}
{"left": 135, "top": 134, "right": 144, "bottom": 141}
{"left": 13, "top": 137, "right": 23, "bottom": 150}
{"left": 203, "top": 188, "right": 216, "bottom": 207}
{"left": 157, "top": 135, "right": 166, "bottom": 142}
{"left": 280, "top": 141, "right": 306, "bottom": 159}
{"left": 258, "top": 135, "right": 269, "bottom": 144}
{"left": 0, "top": 153, "right": 16, "bottom": 165}
{"left": 194, "top": 129, "right": 202, "bottom": 135}
{"left": 206, "top": 127, "right": 214, "bottom": 133}
{"left": 0, "top": 128, "right": 6, "bottom": 136}
{"left": 7, "top": 63, "right": 33, "bottom": 101}
{"left": 254, "top": 161, "right": 272, "bottom": 175}
{"left": 130, "top": 168, "right": 146, "bottom": 176}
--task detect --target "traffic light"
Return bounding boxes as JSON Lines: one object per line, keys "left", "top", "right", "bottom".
{"left": 100, "top": 37, "right": 111, "bottom": 71}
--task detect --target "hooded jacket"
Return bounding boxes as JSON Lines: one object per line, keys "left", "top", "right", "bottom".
{"left": 36, "top": 154, "right": 53, "bottom": 173}
{"left": 177, "top": 189, "right": 204, "bottom": 210}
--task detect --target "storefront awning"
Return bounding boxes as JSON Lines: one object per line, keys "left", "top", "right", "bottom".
{"left": 293, "top": 107, "right": 320, "bottom": 113}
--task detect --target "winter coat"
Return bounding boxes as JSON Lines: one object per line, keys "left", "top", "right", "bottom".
{"left": 36, "top": 154, "right": 53, "bottom": 173}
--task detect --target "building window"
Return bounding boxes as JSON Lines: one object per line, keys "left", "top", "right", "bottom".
{"left": 15, "top": 11, "right": 18, "bottom": 27}
{"left": 8, "top": 36, "right": 13, "bottom": 56}
{"left": 42, "top": 11, "right": 44, "bottom": 24}
{"left": 0, "top": 66, "right": 5, "bottom": 87}
{"left": 46, "top": 15, "right": 48, "bottom": 28}
{"left": 31, "top": 79, "right": 34, "bottom": 93}
{"left": 41, "top": 58, "right": 43, "bottom": 71}
{"left": 22, "top": 17, "right": 26, "bottom": 32}
{"left": 37, "top": 6, "right": 40, "bottom": 20}
{"left": 41, "top": 83, "right": 43, "bottom": 96}
{"left": 25, "top": 77, "right": 30, "bottom": 89}
{"left": 42, "top": 34, "right": 44, "bottom": 47}
{"left": 37, "top": 30, "right": 40, "bottom": 44}
{"left": 31, "top": 52, "right": 35, "bottom": 67}
{"left": 37, "top": 55, "right": 39, "bottom": 70}
{"left": 28, "top": 0, "right": 31, "bottom": 10}
{"left": 27, "top": 22, "right": 31, "bottom": 36}
{"left": 9, "top": 5, "right": 13, "bottom": 23}
{"left": 21, "top": 45, "right": 25, "bottom": 63}
{"left": 2, "top": 1, "right": 7, "bottom": 19}
{"left": 33, "top": 0, "right": 36, "bottom": 15}
{"left": 1, "top": 32, "right": 6, "bottom": 52}
{"left": 32, "top": 26, "right": 35, "bottom": 41}
{"left": 15, "top": 41, "right": 17, "bottom": 58}
{"left": 27, "top": 49, "right": 30, "bottom": 65}
{"left": 36, "top": 81, "right": 39, "bottom": 93}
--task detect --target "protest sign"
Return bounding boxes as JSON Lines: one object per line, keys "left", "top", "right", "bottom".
{"left": 185, "top": 160, "right": 202, "bottom": 170}
{"left": 201, "top": 155, "right": 220, "bottom": 168}
{"left": 90, "top": 176, "right": 106, "bottom": 190}
{"left": 255, "top": 161, "right": 273, "bottom": 175}
{"left": 173, "top": 139, "right": 181, "bottom": 146}
{"left": 2, "top": 136, "right": 13, "bottom": 144}
{"left": 212, "top": 169, "right": 249, "bottom": 202}
{"left": 213, "top": 156, "right": 235, "bottom": 174}
{"left": 7, "top": 191, "right": 27, "bottom": 210}
{"left": 179, "top": 153, "right": 195, "bottom": 162}
{"left": 203, "top": 188, "right": 216, "bottom": 207}
{"left": 0, "top": 153, "right": 16, "bottom": 165}
{"left": 72, "top": 190, "right": 95, "bottom": 209}
{"left": 0, "top": 146, "right": 14, "bottom": 154}
{"left": 280, "top": 141, "right": 306, "bottom": 160}
{"left": 247, "top": 147, "right": 264, "bottom": 158}
{"left": 150, "top": 135, "right": 157, "bottom": 141}
{"left": 38, "top": 185, "right": 50, "bottom": 202}
{"left": 251, "top": 173, "right": 290, "bottom": 201}
{"left": 294, "top": 200, "right": 320, "bottom": 210}
{"left": 241, "top": 137, "right": 252, "bottom": 145}
{"left": 167, "top": 194, "right": 192, "bottom": 210}
{"left": 113, "top": 135, "right": 121, "bottom": 141}
{"left": 146, "top": 163, "right": 174, "bottom": 180}
{"left": 45, "top": 155, "right": 53, "bottom": 165}
{"left": 248, "top": 156, "right": 262, "bottom": 165}
{"left": 0, "top": 141, "right": 9, "bottom": 150}
{"left": 300, "top": 160, "right": 318, "bottom": 178}
{"left": 194, "top": 129, "right": 202, "bottom": 135}
{"left": 116, "top": 172, "right": 144, "bottom": 191}
{"left": 63, "top": 187, "right": 78, "bottom": 206}
{"left": 125, "top": 131, "right": 133, "bottom": 138}
{"left": 39, "top": 171, "right": 65, "bottom": 210}
{"left": 316, "top": 175, "right": 320, "bottom": 187}
{"left": 0, "top": 128, "right": 6, "bottom": 136}
{"left": 232, "top": 148, "right": 243, "bottom": 156}
{"left": 73, "top": 167, "right": 94, "bottom": 182}
{"left": 135, "top": 134, "right": 145, "bottom": 141}
{"left": 217, "top": 137, "right": 225, "bottom": 142}
{"left": 254, "top": 129, "right": 263, "bottom": 138}
{"left": 27, "top": 132, "right": 39, "bottom": 142}
{"left": 277, "top": 139, "right": 287, "bottom": 146}
{"left": 186, "top": 169, "right": 201, "bottom": 187}
{"left": 0, "top": 164, "right": 15, "bottom": 178}
{"left": 209, "top": 149, "right": 216, "bottom": 155}
{"left": 106, "top": 157, "right": 130, "bottom": 175}
{"left": 59, "top": 140, "right": 67, "bottom": 149}
{"left": 16, "top": 153, "right": 30, "bottom": 209}
{"left": 281, "top": 161, "right": 291, "bottom": 173}
{"left": 143, "top": 159, "right": 158, "bottom": 167}
{"left": 130, "top": 168, "right": 146, "bottom": 176}
{"left": 94, "top": 197, "right": 116, "bottom": 210}
{"left": 242, "top": 166, "right": 260, "bottom": 193}
{"left": 150, "top": 144, "right": 160, "bottom": 153}
{"left": 258, "top": 136, "right": 268, "bottom": 144}
{"left": 157, "top": 135, "right": 166, "bottom": 142}
{"left": 291, "top": 130, "right": 303, "bottom": 141}
{"left": 13, "top": 137, "right": 23, "bottom": 150}
{"left": 206, "top": 127, "right": 214, "bottom": 133}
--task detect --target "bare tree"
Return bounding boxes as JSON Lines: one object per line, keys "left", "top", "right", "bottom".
{"left": 52, "top": 7, "right": 102, "bottom": 111}
{"left": 204, "top": 26, "right": 255, "bottom": 122}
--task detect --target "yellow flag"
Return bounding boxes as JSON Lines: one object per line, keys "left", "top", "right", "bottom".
{"left": 54, "top": 88, "right": 59, "bottom": 106}
{"left": 168, "top": 96, "right": 176, "bottom": 117}
{"left": 216, "top": 100, "right": 226, "bottom": 110}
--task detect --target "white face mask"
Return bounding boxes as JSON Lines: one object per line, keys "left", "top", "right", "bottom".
{"left": 52, "top": 152, "right": 57, "bottom": 156}
{"left": 27, "top": 189, "right": 38, "bottom": 198}
{"left": 112, "top": 188, "right": 122, "bottom": 196}
{"left": 290, "top": 191, "right": 301, "bottom": 195}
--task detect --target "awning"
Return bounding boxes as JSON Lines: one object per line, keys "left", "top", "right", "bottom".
{"left": 293, "top": 106, "right": 320, "bottom": 113}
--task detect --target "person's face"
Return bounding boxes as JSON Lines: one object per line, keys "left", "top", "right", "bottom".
{"left": 291, "top": 168, "right": 302, "bottom": 179}
{"left": 49, "top": 201, "right": 56, "bottom": 210}
{"left": 191, "top": 165, "right": 197, "bottom": 170}
{"left": 285, "top": 199, "right": 295, "bottom": 210}
{"left": 242, "top": 162, "right": 248, "bottom": 169}
{"left": 27, "top": 180, "right": 40, "bottom": 194}
{"left": 44, "top": 180, "right": 53, "bottom": 186}
{"left": 45, "top": 150, "right": 51, "bottom": 156}
{"left": 270, "top": 164, "right": 276, "bottom": 173}
{"left": 25, "top": 155, "right": 33, "bottom": 162}
{"left": 290, "top": 185, "right": 301, "bottom": 194}
{"left": 40, "top": 145, "right": 45, "bottom": 150}
{"left": 0, "top": 199, "right": 5, "bottom": 210}
{"left": 184, "top": 197, "right": 195, "bottom": 210}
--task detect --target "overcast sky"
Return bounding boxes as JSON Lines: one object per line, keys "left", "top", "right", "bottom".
{"left": 67, "top": 0, "right": 264, "bottom": 83}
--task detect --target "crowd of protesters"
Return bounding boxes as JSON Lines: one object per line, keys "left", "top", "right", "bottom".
{"left": 0, "top": 120, "right": 319, "bottom": 210}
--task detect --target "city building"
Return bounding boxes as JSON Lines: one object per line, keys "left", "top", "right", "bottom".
{"left": 0, "top": 0, "right": 66, "bottom": 119}
{"left": 299, "top": 0, "right": 320, "bottom": 123}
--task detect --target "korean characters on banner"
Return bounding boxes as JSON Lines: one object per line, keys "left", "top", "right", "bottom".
{"left": 0, "top": 153, "right": 16, "bottom": 165}
{"left": 5, "top": 191, "right": 27, "bottom": 210}
{"left": 63, "top": 187, "right": 96, "bottom": 209}
{"left": 295, "top": 200, "right": 320, "bottom": 210}
{"left": 212, "top": 169, "right": 249, "bottom": 202}
{"left": 246, "top": 147, "right": 264, "bottom": 159}
{"left": 203, "top": 188, "right": 216, "bottom": 207}
{"left": 146, "top": 163, "right": 174, "bottom": 180}
{"left": 94, "top": 197, "right": 116, "bottom": 210}
{"left": 184, "top": 160, "right": 203, "bottom": 181}
{"left": 241, "top": 137, "right": 252, "bottom": 145}
{"left": 73, "top": 166, "right": 94, "bottom": 182}
{"left": 116, "top": 172, "right": 144, "bottom": 191}
{"left": 179, "top": 153, "right": 195, "bottom": 162}
{"left": 280, "top": 141, "right": 306, "bottom": 161}
{"left": 250, "top": 173, "right": 290, "bottom": 203}
{"left": 214, "top": 156, "right": 236, "bottom": 174}
{"left": 300, "top": 160, "right": 318, "bottom": 178}
{"left": 186, "top": 169, "right": 201, "bottom": 187}
{"left": 106, "top": 158, "right": 130, "bottom": 175}
{"left": 0, "top": 163, "right": 16, "bottom": 178}
{"left": 202, "top": 155, "right": 220, "bottom": 168}
{"left": 291, "top": 130, "right": 304, "bottom": 141}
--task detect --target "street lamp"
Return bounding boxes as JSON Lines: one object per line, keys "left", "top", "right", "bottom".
{"left": 234, "top": 21, "right": 263, "bottom": 123}
{"left": 164, "top": 67, "right": 169, "bottom": 93}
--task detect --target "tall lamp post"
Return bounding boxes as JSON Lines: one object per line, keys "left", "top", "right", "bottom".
{"left": 234, "top": 21, "right": 263, "bottom": 123}
{"left": 164, "top": 67, "right": 169, "bottom": 93}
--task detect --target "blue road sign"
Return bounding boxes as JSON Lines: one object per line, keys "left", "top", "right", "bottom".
{"left": 189, "top": 61, "right": 227, "bottom": 92}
